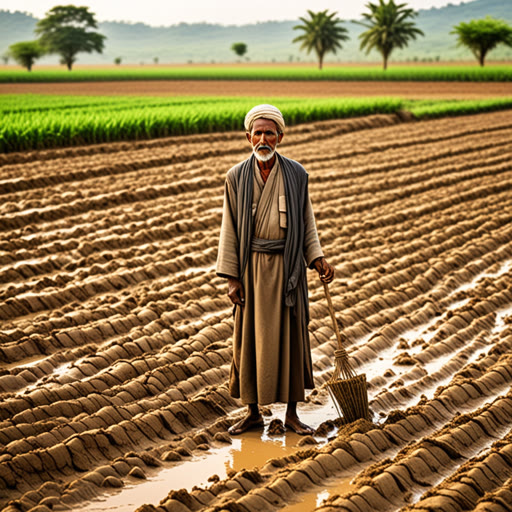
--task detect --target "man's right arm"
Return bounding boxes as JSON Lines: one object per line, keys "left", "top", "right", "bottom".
{"left": 216, "top": 177, "right": 240, "bottom": 279}
{"left": 227, "top": 277, "right": 245, "bottom": 307}
{"left": 216, "top": 175, "right": 246, "bottom": 306}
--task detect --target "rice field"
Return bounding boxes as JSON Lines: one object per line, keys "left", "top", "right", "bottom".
{"left": 1, "top": 64, "right": 512, "bottom": 83}
{"left": 2, "top": 94, "right": 512, "bottom": 153}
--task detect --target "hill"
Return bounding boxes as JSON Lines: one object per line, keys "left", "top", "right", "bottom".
{"left": 1, "top": 0, "right": 512, "bottom": 66}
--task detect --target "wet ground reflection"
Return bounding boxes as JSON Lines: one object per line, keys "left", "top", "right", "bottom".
{"left": 78, "top": 424, "right": 306, "bottom": 511}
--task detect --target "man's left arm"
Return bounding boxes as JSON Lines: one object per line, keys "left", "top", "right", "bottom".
{"left": 304, "top": 195, "right": 334, "bottom": 283}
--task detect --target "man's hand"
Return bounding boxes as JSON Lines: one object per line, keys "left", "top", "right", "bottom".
{"left": 227, "top": 277, "right": 245, "bottom": 307}
{"left": 313, "top": 257, "right": 334, "bottom": 283}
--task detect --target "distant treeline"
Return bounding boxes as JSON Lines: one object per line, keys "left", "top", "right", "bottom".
{"left": 1, "top": 0, "right": 512, "bottom": 65}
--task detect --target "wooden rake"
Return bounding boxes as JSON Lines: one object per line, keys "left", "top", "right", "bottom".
{"left": 323, "top": 282, "right": 371, "bottom": 423}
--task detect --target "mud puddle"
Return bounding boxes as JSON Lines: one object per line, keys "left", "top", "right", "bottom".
{"left": 455, "top": 258, "right": 512, "bottom": 294}
{"left": 492, "top": 304, "right": 512, "bottom": 334}
{"left": 76, "top": 402, "right": 336, "bottom": 512}
{"left": 78, "top": 444, "right": 235, "bottom": 512}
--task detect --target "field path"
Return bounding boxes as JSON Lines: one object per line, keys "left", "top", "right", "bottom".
{"left": 2, "top": 80, "right": 512, "bottom": 98}
{"left": 1, "top": 111, "right": 512, "bottom": 512}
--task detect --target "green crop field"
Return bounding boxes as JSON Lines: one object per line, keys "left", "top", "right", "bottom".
{"left": 1, "top": 65, "right": 512, "bottom": 83}
{"left": 2, "top": 94, "right": 512, "bottom": 153}
{"left": 0, "top": 95, "right": 403, "bottom": 152}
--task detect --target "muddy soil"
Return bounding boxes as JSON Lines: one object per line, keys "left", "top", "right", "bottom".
{"left": 2, "top": 80, "right": 512, "bottom": 98}
{"left": 1, "top": 110, "right": 512, "bottom": 512}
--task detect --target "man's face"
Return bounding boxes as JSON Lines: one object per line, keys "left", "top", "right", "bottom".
{"left": 246, "top": 118, "right": 284, "bottom": 162}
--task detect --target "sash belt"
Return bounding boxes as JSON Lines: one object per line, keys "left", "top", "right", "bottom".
{"left": 251, "top": 237, "right": 286, "bottom": 253}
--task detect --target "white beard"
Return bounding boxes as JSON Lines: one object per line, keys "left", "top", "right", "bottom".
{"left": 253, "top": 142, "right": 277, "bottom": 162}
{"left": 253, "top": 147, "right": 275, "bottom": 162}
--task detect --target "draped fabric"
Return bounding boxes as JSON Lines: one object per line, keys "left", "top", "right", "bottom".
{"left": 216, "top": 154, "right": 323, "bottom": 404}
{"left": 219, "top": 153, "right": 310, "bottom": 308}
{"left": 251, "top": 237, "right": 286, "bottom": 253}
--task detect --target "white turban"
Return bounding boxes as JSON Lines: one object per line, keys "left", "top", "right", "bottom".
{"left": 244, "top": 104, "right": 285, "bottom": 134}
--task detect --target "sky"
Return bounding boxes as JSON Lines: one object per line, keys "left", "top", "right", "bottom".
{"left": 2, "top": 0, "right": 468, "bottom": 26}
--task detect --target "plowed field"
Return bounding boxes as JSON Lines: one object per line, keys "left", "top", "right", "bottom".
{"left": 2, "top": 80, "right": 512, "bottom": 98}
{"left": 1, "top": 110, "right": 512, "bottom": 512}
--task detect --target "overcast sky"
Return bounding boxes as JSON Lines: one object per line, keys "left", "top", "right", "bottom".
{"left": 2, "top": 0, "right": 468, "bottom": 26}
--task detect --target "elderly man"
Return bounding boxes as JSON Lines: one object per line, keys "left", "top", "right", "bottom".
{"left": 216, "top": 104, "right": 334, "bottom": 435}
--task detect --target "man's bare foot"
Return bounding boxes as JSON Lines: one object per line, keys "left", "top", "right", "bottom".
{"left": 228, "top": 413, "right": 264, "bottom": 435}
{"left": 285, "top": 415, "right": 314, "bottom": 436}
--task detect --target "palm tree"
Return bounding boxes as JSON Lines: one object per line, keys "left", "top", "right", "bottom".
{"left": 356, "top": 0, "right": 424, "bottom": 70}
{"left": 293, "top": 10, "right": 349, "bottom": 70}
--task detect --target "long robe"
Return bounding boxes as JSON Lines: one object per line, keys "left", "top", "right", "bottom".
{"left": 216, "top": 156, "right": 323, "bottom": 405}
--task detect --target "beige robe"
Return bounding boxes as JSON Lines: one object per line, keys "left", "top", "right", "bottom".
{"left": 217, "top": 158, "right": 323, "bottom": 405}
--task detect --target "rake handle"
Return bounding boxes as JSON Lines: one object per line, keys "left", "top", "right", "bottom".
{"left": 323, "top": 282, "right": 344, "bottom": 350}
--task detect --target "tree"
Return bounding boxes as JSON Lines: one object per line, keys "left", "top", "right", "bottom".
{"left": 356, "top": 0, "right": 424, "bottom": 70}
{"left": 231, "top": 42, "right": 247, "bottom": 60}
{"left": 114, "top": 57, "right": 122, "bottom": 65}
{"left": 451, "top": 17, "right": 512, "bottom": 66}
{"left": 35, "top": 5, "right": 106, "bottom": 71}
{"left": 293, "top": 10, "right": 349, "bottom": 70}
{"left": 1, "top": 54, "right": 9, "bottom": 65}
{"left": 8, "top": 41, "right": 45, "bottom": 71}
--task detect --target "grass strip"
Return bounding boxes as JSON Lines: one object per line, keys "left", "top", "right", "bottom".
{"left": 1, "top": 65, "right": 512, "bottom": 83}
{"left": 406, "top": 97, "right": 512, "bottom": 118}
{"left": 0, "top": 96, "right": 403, "bottom": 153}
{"left": 1, "top": 95, "right": 511, "bottom": 153}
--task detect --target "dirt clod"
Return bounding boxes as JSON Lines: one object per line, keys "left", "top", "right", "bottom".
{"left": 268, "top": 419, "right": 286, "bottom": 436}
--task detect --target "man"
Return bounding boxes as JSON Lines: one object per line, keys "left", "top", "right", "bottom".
{"left": 216, "top": 104, "right": 334, "bottom": 436}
